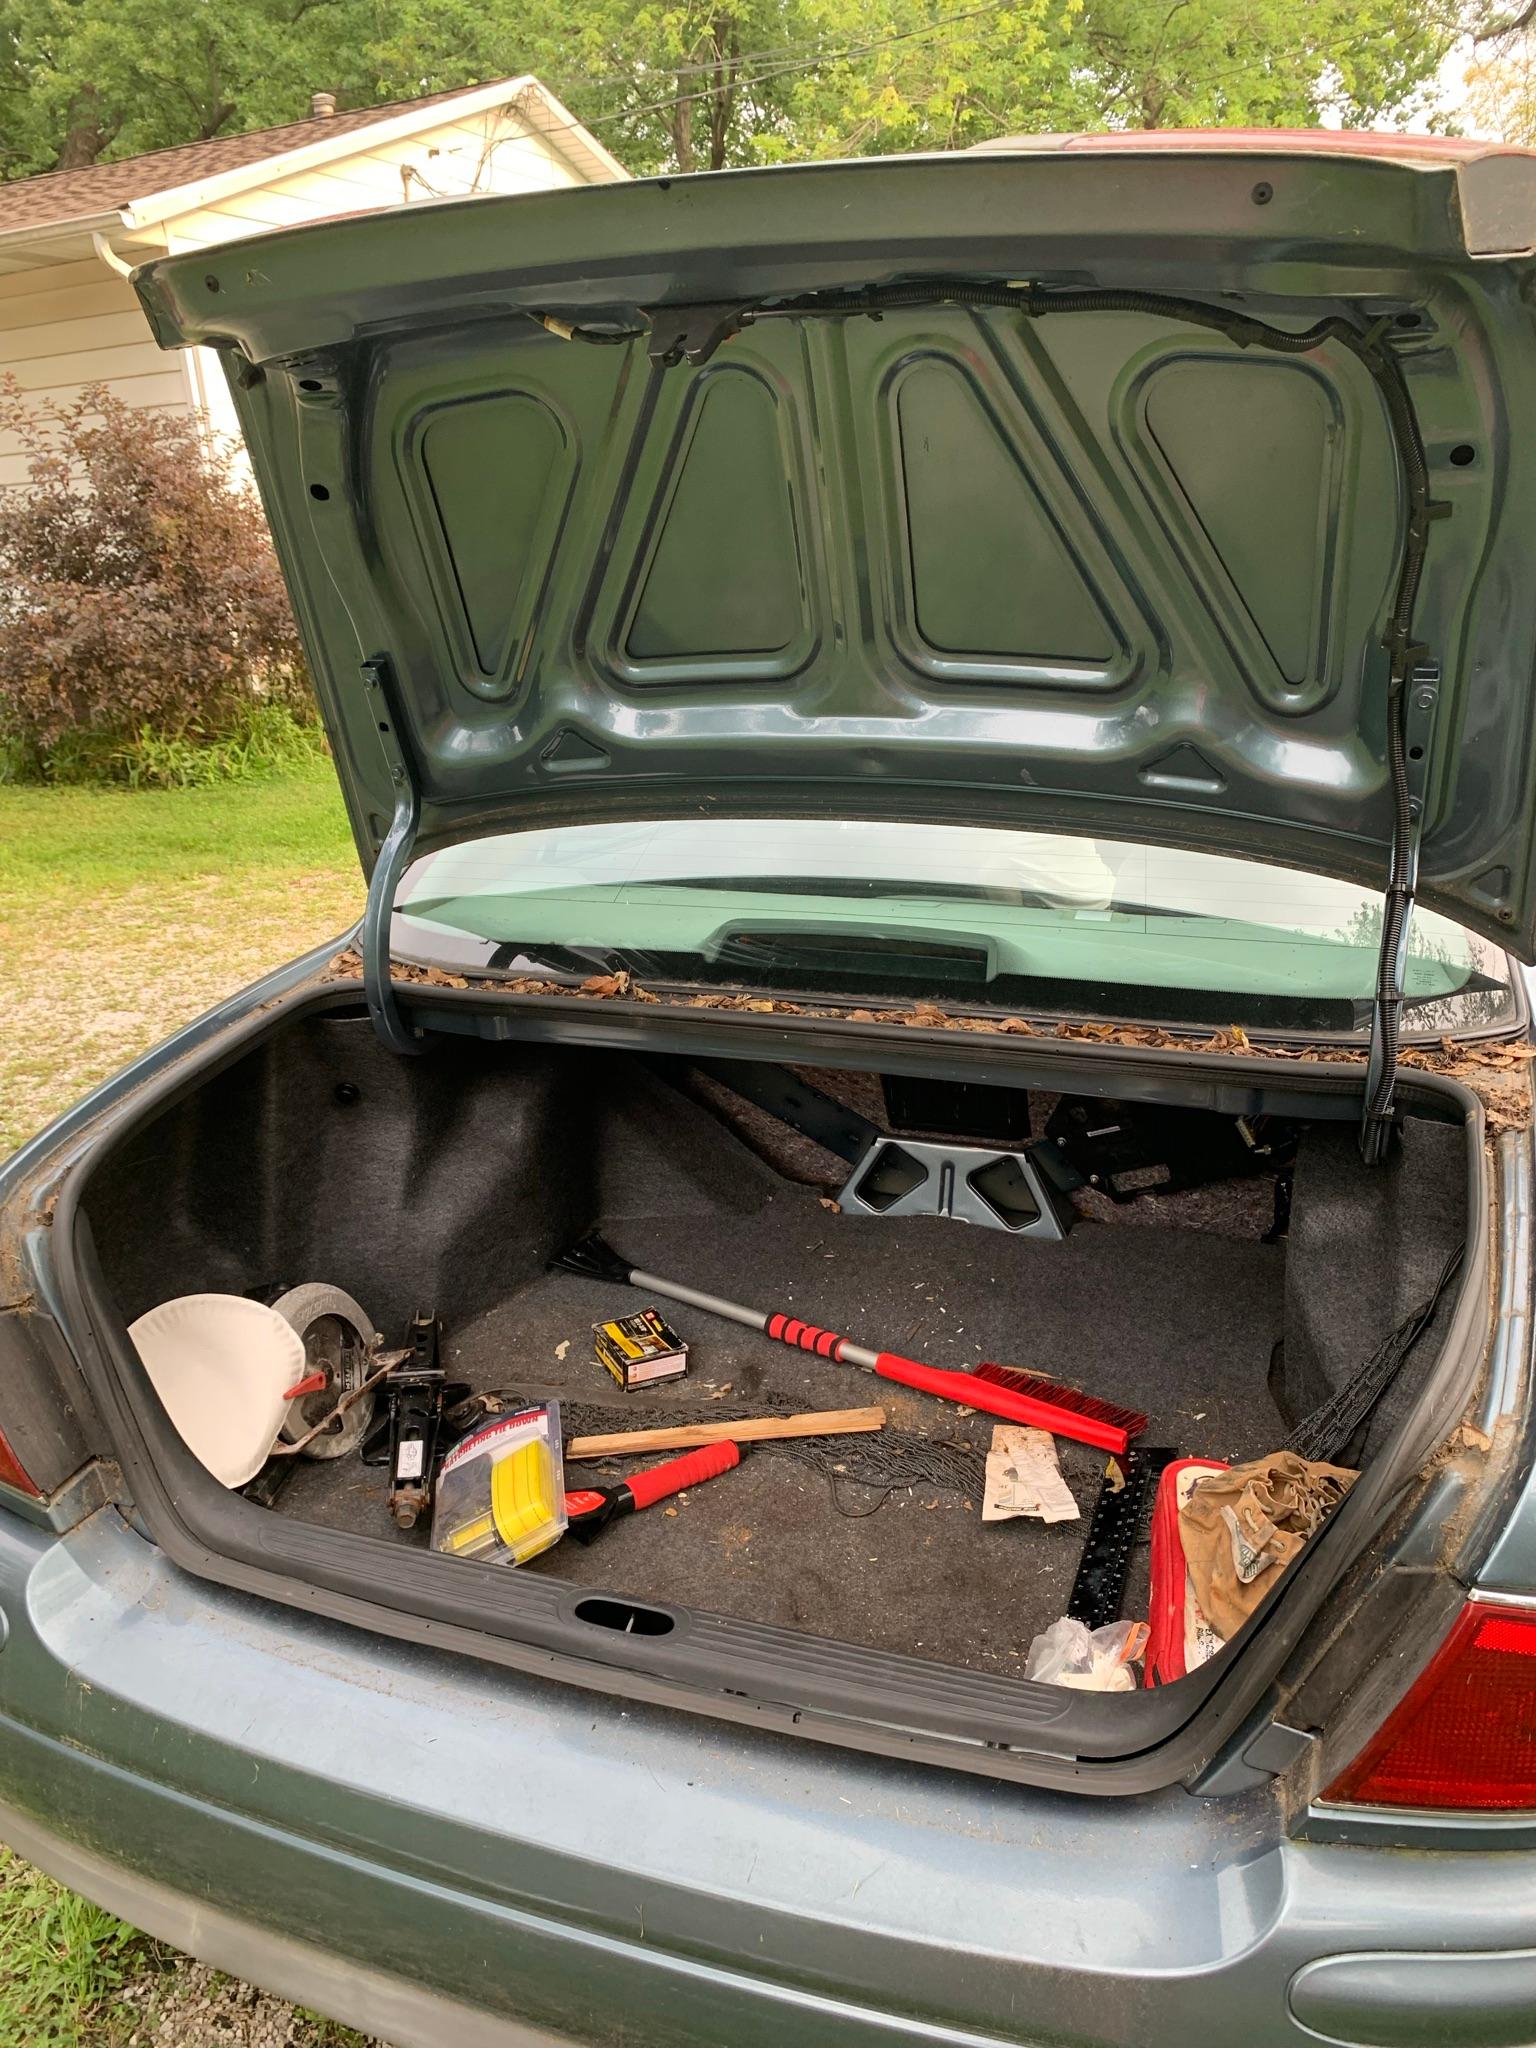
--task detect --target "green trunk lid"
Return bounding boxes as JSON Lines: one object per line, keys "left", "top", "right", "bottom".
{"left": 134, "top": 144, "right": 1536, "bottom": 958}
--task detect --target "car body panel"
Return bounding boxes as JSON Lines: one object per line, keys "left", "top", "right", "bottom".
{"left": 133, "top": 146, "right": 1536, "bottom": 954}
{"left": 2, "top": 1501, "right": 1535, "bottom": 2047}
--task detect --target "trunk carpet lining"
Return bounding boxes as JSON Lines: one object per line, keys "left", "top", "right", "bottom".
{"left": 278, "top": 1198, "right": 1287, "bottom": 1675}
{"left": 87, "top": 1029, "right": 1458, "bottom": 1681}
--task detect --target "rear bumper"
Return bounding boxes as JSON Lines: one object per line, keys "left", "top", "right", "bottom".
{"left": 2, "top": 1510, "right": 1535, "bottom": 2048}
{"left": 0, "top": 1798, "right": 570, "bottom": 2048}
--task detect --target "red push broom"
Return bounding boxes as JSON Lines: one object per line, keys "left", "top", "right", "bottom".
{"left": 554, "top": 1234, "right": 1146, "bottom": 1455}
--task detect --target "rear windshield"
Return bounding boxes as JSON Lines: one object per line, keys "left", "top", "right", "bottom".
{"left": 393, "top": 819, "right": 1517, "bottom": 1039}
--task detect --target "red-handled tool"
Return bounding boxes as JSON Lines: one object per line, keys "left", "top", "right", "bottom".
{"left": 554, "top": 1233, "right": 1143, "bottom": 1454}
{"left": 564, "top": 1438, "right": 742, "bottom": 1541}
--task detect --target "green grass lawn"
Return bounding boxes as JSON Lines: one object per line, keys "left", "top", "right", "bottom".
{"left": 0, "top": 769, "right": 363, "bottom": 1159}
{"left": 0, "top": 768, "right": 374, "bottom": 2045}
{"left": 0, "top": 771, "right": 357, "bottom": 899}
{"left": 0, "top": 1852, "right": 161, "bottom": 2045}
{"left": 0, "top": 1847, "right": 372, "bottom": 2044}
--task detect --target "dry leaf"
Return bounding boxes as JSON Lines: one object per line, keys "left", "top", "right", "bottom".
{"left": 554, "top": 1340, "right": 571, "bottom": 1362}
{"left": 818, "top": 1196, "right": 842, "bottom": 1213}
{"left": 319, "top": 951, "right": 1534, "bottom": 1131}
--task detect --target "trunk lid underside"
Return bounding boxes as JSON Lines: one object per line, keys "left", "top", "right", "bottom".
{"left": 133, "top": 148, "right": 1536, "bottom": 954}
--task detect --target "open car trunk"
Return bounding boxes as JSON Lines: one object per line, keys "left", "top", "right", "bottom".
{"left": 67, "top": 989, "right": 1483, "bottom": 1783}
{"left": 38, "top": 139, "right": 1523, "bottom": 1791}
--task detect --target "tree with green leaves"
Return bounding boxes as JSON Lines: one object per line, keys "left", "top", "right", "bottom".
{"left": 771, "top": 0, "right": 1464, "bottom": 156}
{"left": 0, "top": 0, "right": 374, "bottom": 176}
{"left": 369, "top": 0, "right": 811, "bottom": 172}
{"left": 0, "top": 0, "right": 1509, "bottom": 185}
{"left": 1463, "top": 0, "right": 1536, "bottom": 140}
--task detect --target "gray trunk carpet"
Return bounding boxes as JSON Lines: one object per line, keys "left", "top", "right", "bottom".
{"left": 277, "top": 1192, "right": 1287, "bottom": 1678}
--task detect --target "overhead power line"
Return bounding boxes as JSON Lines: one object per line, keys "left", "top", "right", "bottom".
{"left": 526, "top": 1, "right": 1008, "bottom": 139}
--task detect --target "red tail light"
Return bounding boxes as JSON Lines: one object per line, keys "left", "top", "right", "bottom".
{"left": 0, "top": 1430, "right": 42, "bottom": 1499}
{"left": 1324, "top": 1599, "right": 1536, "bottom": 1811}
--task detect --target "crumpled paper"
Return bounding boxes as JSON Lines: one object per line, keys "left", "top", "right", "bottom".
{"left": 982, "top": 1424, "right": 1080, "bottom": 1524}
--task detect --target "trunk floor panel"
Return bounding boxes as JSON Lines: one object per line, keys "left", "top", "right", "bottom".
{"left": 276, "top": 1198, "right": 1288, "bottom": 1677}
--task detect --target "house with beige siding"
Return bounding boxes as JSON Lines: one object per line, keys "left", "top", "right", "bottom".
{"left": 0, "top": 78, "right": 627, "bottom": 487}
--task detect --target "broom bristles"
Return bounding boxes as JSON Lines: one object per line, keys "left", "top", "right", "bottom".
{"left": 972, "top": 1362, "right": 1147, "bottom": 1439}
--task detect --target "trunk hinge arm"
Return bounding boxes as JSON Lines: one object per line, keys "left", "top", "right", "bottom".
{"left": 359, "top": 655, "right": 425, "bottom": 1057}
{"left": 1361, "top": 660, "right": 1440, "bottom": 1163}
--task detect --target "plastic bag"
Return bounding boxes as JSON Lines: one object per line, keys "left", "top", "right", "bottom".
{"left": 1023, "top": 1616, "right": 1150, "bottom": 1692}
{"left": 432, "top": 1402, "right": 565, "bottom": 1564}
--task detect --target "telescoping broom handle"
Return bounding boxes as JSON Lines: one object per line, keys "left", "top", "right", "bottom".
{"left": 630, "top": 1264, "right": 906, "bottom": 1375}
{"left": 620, "top": 1263, "right": 1129, "bottom": 1455}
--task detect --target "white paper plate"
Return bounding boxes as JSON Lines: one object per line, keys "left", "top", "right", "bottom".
{"left": 128, "top": 1293, "right": 306, "bottom": 1487}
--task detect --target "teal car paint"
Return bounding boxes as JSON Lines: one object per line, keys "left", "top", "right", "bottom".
{"left": 1, "top": 136, "right": 1535, "bottom": 2047}
{"left": 134, "top": 141, "right": 1536, "bottom": 961}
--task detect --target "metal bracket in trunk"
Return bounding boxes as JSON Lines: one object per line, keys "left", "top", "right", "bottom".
{"left": 838, "top": 1135, "right": 1073, "bottom": 1238}
{"left": 1361, "top": 662, "right": 1440, "bottom": 1164}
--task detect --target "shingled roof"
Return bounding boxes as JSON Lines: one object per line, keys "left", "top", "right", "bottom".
{"left": 0, "top": 79, "right": 610, "bottom": 237}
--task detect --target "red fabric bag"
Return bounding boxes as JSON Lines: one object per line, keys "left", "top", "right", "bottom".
{"left": 1145, "top": 1456, "right": 1229, "bottom": 1686}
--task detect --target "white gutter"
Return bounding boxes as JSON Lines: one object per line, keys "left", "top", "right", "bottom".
{"left": 0, "top": 208, "right": 123, "bottom": 251}
{"left": 90, "top": 229, "right": 135, "bottom": 278}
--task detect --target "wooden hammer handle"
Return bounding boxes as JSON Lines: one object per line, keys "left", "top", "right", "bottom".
{"left": 565, "top": 1405, "right": 885, "bottom": 1461}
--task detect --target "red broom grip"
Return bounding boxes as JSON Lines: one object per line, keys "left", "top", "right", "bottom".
{"left": 765, "top": 1312, "right": 846, "bottom": 1359}
{"left": 623, "top": 1439, "right": 742, "bottom": 1512}
{"left": 872, "top": 1352, "right": 1129, "bottom": 1454}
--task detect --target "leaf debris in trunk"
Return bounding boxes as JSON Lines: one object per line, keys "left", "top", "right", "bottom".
{"left": 323, "top": 951, "right": 1534, "bottom": 1127}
